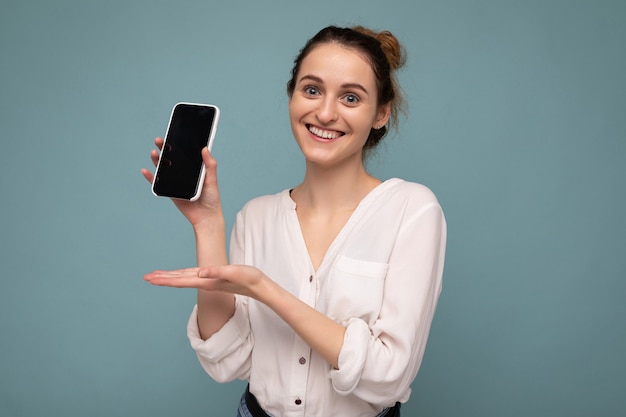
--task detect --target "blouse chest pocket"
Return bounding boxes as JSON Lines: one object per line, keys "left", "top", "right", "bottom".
{"left": 325, "top": 255, "right": 389, "bottom": 326}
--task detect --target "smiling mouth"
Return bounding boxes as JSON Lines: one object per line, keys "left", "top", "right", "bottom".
{"left": 307, "top": 124, "right": 345, "bottom": 140}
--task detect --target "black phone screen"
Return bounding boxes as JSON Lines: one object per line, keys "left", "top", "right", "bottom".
{"left": 153, "top": 103, "right": 218, "bottom": 200}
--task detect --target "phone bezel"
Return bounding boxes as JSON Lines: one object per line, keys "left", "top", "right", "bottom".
{"left": 151, "top": 102, "right": 220, "bottom": 201}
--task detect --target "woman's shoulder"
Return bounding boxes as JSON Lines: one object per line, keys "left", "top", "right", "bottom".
{"left": 374, "top": 179, "right": 445, "bottom": 228}
{"left": 379, "top": 178, "right": 441, "bottom": 208}
{"left": 238, "top": 188, "right": 294, "bottom": 216}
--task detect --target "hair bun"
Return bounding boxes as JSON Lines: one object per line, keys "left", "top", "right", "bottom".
{"left": 353, "top": 26, "right": 406, "bottom": 71}
{"left": 376, "top": 31, "right": 406, "bottom": 71}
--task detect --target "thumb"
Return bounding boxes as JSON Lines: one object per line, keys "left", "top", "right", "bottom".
{"left": 198, "top": 265, "right": 228, "bottom": 279}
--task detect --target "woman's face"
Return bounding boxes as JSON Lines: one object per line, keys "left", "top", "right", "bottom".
{"left": 288, "top": 43, "right": 390, "bottom": 168}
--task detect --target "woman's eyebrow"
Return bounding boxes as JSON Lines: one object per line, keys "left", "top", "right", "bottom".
{"left": 341, "top": 82, "right": 369, "bottom": 95}
{"left": 298, "top": 74, "right": 369, "bottom": 95}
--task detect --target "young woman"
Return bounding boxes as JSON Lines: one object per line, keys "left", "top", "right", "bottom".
{"left": 142, "top": 25, "right": 446, "bottom": 417}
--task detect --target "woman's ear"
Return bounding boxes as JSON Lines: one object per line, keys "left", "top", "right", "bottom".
{"left": 374, "top": 103, "right": 391, "bottom": 129}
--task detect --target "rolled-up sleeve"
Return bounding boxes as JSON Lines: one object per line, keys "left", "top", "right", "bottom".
{"left": 187, "top": 296, "right": 253, "bottom": 382}
{"left": 330, "top": 318, "right": 370, "bottom": 393}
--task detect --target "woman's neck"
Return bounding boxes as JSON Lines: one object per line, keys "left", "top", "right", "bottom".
{"left": 292, "top": 161, "right": 381, "bottom": 213}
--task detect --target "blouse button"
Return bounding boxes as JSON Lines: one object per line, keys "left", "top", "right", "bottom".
{"left": 299, "top": 357, "right": 306, "bottom": 365}
{"left": 309, "top": 275, "right": 313, "bottom": 282}
{"left": 295, "top": 398, "right": 302, "bottom": 405}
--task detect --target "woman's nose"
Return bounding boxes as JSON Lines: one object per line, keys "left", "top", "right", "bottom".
{"left": 316, "top": 97, "right": 338, "bottom": 124}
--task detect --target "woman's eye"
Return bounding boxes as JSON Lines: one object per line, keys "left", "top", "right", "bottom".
{"left": 343, "top": 94, "right": 360, "bottom": 105}
{"left": 304, "top": 86, "right": 319, "bottom": 96}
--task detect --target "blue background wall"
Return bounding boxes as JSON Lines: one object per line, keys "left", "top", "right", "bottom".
{"left": 1, "top": 1, "right": 624, "bottom": 416}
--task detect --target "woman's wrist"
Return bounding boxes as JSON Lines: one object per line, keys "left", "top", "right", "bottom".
{"left": 191, "top": 213, "right": 226, "bottom": 235}
{"left": 193, "top": 214, "right": 228, "bottom": 268}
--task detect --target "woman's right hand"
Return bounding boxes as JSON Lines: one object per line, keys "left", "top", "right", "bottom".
{"left": 141, "top": 137, "right": 224, "bottom": 228}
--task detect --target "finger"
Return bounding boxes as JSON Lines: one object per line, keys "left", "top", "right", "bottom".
{"left": 168, "top": 267, "right": 202, "bottom": 276}
{"left": 197, "top": 265, "right": 221, "bottom": 279}
{"left": 197, "top": 265, "right": 240, "bottom": 280}
{"left": 154, "top": 137, "right": 164, "bottom": 150}
{"left": 202, "top": 147, "right": 217, "bottom": 172}
{"left": 147, "top": 276, "right": 205, "bottom": 288}
{"left": 141, "top": 168, "right": 154, "bottom": 184}
{"left": 144, "top": 267, "right": 200, "bottom": 281}
{"left": 150, "top": 149, "right": 160, "bottom": 166}
{"left": 200, "top": 148, "right": 221, "bottom": 192}
{"left": 146, "top": 275, "right": 226, "bottom": 291}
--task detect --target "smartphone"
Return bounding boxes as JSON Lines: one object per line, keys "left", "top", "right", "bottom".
{"left": 152, "top": 102, "right": 220, "bottom": 201}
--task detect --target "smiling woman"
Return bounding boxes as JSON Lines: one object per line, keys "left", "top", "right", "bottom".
{"left": 286, "top": 26, "right": 406, "bottom": 160}
{"left": 288, "top": 43, "right": 387, "bottom": 169}
{"left": 143, "top": 25, "right": 446, "bottom": 417}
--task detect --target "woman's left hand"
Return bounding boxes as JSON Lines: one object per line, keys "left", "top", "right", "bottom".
{"left": 144, "top": 265, "right": 267, "bottom": 300}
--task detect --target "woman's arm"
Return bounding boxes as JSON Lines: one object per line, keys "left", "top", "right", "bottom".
{"left": 145, "top": 264, "right": 346, "bottom": 369}
{"left": 333, "top": 202, "right": 446, "bottom": 403}
{"left": 192, "top": 216, "right": 236, "bottom": 340}
{"left": 241, "top": 269, "right": 347, "bottom": 369}
{"left": 142, "top": 139, "right": 235, "bottom": 339}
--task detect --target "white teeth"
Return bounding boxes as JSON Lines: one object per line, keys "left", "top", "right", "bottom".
{"left": 308, "top": 125, "right": 341, "bottom": 139}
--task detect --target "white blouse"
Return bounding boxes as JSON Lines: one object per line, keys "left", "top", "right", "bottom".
{"left": 187, "top": 178, "right": 447, "bottom": 417}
